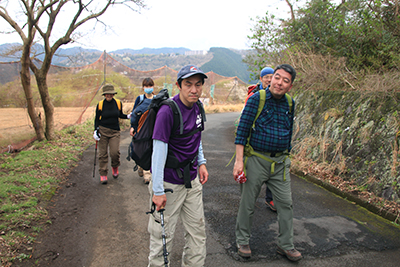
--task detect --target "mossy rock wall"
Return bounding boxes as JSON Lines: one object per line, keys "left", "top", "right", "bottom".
{"left": 292, "top": 90, "right": 400, "bottom": 202}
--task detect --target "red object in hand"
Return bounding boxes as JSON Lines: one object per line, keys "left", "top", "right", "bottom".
{"left": 235, "top": 171, "right": 247, "bottom": 184}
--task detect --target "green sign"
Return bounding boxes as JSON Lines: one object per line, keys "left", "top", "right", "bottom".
{"left": 164, "top": 83, "right": 173, "bottom": 96}
{"left": 210, "top": 84, "right": 215, "bottom": 98}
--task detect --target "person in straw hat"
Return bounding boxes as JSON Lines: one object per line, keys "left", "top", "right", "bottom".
{"left": 93, "top": 84, "right": 131, "bottom": 184}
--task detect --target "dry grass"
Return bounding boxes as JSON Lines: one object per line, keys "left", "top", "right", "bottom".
{"left": 284, "top": 49, "right": 400, "bottom": 93}
{"left": 203, "top": 103, "right": 243, "bottom": 113}
{"left": 0, "top": 107, "right": 96, "bottom": 149}
{"left": 0, "top": 103, "right": 243, "bottom": 151}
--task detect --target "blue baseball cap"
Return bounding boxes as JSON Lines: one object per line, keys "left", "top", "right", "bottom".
{"left": 177, "top": 64, "right": 208, "bottom": 81}
{"left": 260, "top": 67, "right": 274, "bottom": 78}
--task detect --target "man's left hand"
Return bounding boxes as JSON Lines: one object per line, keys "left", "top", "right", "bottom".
{"left": 198, "top": 164, "right": 208, "bottom": 185}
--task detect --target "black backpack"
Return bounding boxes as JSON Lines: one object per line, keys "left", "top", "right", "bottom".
{"left": 127, "top": 89, "right": 206, "bottom": 187}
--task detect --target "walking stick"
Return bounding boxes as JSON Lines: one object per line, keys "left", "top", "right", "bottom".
{"left": 159, "top": 207, "right": 168, "bottom": 267}
{"left": 146, "top": 188, "right": 173, "bottom": 267}
{"left": 93, "top": 141, "right": 98, "bottom": 177}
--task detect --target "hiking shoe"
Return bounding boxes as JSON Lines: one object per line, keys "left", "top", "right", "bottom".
{"left": 112, "top": 167, "right": 119, "bottom": 178}
{"left": 265, "top": 200, "right": 277, "bottom": 212}
{"left": 277, "top": 247, "right": 302, "bottom": 261}
{"left": 100, "top": 176, "right": 108, "bottom": 184}
{"left": 237, "top": 244, "right": 251, "bottom": 258}
{"left": 138, "top": 168, "right": 144, "bottom": 177}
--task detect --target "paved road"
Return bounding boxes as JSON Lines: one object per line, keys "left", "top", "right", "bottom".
{"left": 201, "top": 113, "right": 400, "bottom": 266}
{"left": 16, "top": 112, "right": 400, "bottom": 267}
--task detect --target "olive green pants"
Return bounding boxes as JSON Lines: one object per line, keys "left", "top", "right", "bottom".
{"left": 235, "top": 153, "right": 294, "bottom": 250}
{"left": 98, "top": 126, "right": 121, "bottom": 176}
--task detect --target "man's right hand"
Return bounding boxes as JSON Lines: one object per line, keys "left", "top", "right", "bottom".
{"left": 152, "top": 194, "right": 167, "bottom": 211}
{"left": 129, "top": 127, "right": 135, "bottom": 137}
{"left": 93, "top": 130, "right": 100, "bottom": 141}
{"left": 233, "top": 144, "right": 244, "bottom": 178}
{"left": 233, "top": 161, "right": 244, "bottom": 178}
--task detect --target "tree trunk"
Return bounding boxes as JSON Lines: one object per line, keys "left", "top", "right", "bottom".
{"left": 20, "top": 47, "right": 45, "bottom": 141}
{"left": 35, "top": 71, "right": 55, "bottom": 140}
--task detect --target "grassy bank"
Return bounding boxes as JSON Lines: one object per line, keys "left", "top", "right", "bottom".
{"left": 0, "top": 120, "right": 94, "bottom": 266}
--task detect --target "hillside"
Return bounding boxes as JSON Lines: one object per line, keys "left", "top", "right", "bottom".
{"left": 200, "top": 47, "right": 251, "bottom": 83}
{"left": 0, "top": 43, "right": 253, "bottom": 83}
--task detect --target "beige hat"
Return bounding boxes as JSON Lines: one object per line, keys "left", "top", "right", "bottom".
{"left": 102, "top": 84, "right": 117, "bottom": 95}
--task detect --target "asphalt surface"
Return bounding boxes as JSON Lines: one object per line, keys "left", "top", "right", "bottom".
{"left": 14, "top": 112, "right": 400, "bottom": 267}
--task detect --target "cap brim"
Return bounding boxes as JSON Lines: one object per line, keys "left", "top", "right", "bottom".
{"left": 180, "top": 72, "right": 208, "bottom": 80}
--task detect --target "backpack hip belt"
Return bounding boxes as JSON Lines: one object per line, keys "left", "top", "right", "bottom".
{"left": 244, "top": 145, "right": 290, "bottom": 181}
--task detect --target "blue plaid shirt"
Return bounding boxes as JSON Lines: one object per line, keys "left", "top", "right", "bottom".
{"left": 235, "top": 88, "right": 295, "bottom": 152}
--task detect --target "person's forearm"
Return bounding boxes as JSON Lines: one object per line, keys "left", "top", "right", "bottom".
{"left": 152, "top": 139, "right": 168, "bottom": 195}
{"left": 235, "top": 144, "right": 244, "bottom": 163}
{"left": 197, "top": 140, "right": 206, "bottom": 166}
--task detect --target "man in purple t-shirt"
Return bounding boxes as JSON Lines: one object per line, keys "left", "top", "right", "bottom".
{"left": 147, "top": 64, "right": 209, "bottom": 267}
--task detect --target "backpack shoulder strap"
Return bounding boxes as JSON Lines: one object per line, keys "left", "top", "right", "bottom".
{"left": 162, "top": 99, "right": 183, "bottom": 135}
{"left": 196, "top": 100, "right": 207, "bottom": 123}
{"left": 166, "top": 99, "right": 205, "bottom": 138}
{"left": 226, "top": 90, "right": 266, "bottom": 168}
{"left": 253, "top": 89, "right": 266, "bottom": 126}
{"left": 98, "top": 99, "right": 104, "bottom": 120}
{"left": 114, "top": 98, "right": 122, "bottom": 111}
{"left": 285, "top": 93, "right": 293, "bottom": 113}
{"left": 98, "top": 99, "right": 104, "bottom": 111}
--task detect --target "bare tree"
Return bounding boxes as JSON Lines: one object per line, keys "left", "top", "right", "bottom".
{"left": 284, "top": 0, "right": 295, "bottom": 21}
{"left": 0, "top": 0, "right": 145, "bottom": 140}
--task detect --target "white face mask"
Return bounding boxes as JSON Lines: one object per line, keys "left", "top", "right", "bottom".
{"left": 144, "top": 87, "right": 153, "bottom": 94}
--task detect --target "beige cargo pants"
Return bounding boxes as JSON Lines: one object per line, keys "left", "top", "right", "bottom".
{"left": 147, "top": 177, "right": 206, "bottom": 267}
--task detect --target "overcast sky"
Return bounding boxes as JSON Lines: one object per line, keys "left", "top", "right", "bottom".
{"left": 0, "top": 0, "right": 301, "bottom": 52}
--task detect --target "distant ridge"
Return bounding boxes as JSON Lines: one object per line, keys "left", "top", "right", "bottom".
{"left": 0, "top": 43, "right": 253, "bottom": 84}
{"left": 111, "top": 47, "right": 190, "bottom": 55}
{"left": 0, "top": 43, "right": 191, "bottom": 61}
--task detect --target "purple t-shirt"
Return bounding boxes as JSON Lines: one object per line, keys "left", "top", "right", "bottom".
{"left": 152, "top": 94, "right": 203, "bottom": 184}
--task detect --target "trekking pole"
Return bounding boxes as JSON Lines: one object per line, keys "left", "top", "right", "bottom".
{"left": 93, "top": 141, "right": 98, "bottom": 177}
{"left": 146, "top": 188, "right": 173, "bottom": 267}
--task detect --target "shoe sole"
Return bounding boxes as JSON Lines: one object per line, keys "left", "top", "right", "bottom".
{"left": 238, "top": 251, "right": 251, "bottom": 258}
{"left": 276, "top": 247, "right": 302, "bottom": 261}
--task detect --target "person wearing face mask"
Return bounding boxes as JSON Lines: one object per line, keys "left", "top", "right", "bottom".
{"left": 130, "top": 78, "right": 155, "bottom": 184}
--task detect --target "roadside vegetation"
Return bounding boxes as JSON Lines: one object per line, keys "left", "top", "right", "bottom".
{"left": 0, "top": 120, "right": 93, "bottom": 265}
